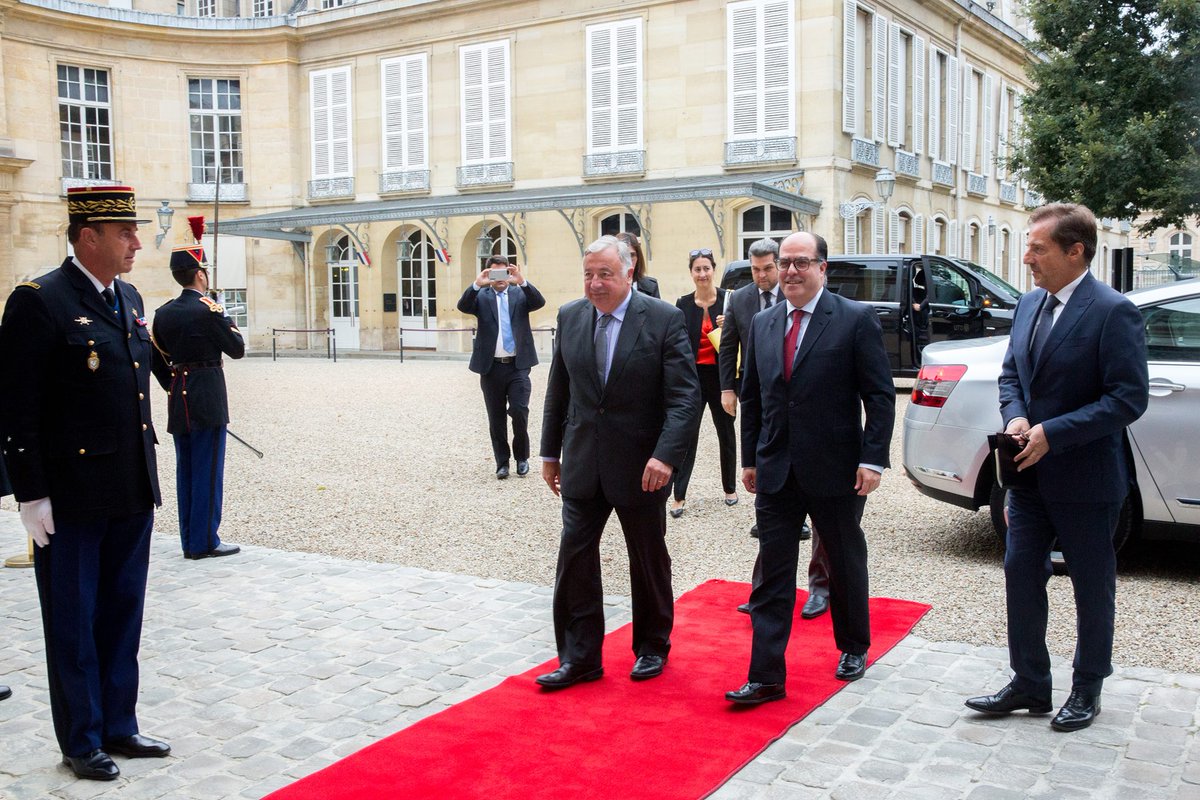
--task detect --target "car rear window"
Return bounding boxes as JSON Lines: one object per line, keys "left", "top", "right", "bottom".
{"left": 825, "top": 262, "right": 898, "bottom": 303}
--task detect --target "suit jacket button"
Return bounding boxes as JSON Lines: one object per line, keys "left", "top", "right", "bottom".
{"left": 127, "top": 333, "right": 132, "bottom": 339}
{"left": 142, "top": 424, "right": 148, "bottom": 431}
{"left": 87, "top": 339, "right": 95, "bottom": 346}
{"left": 184, "top": 371, "right": 189, "bottom": 376}
{"left": 139, "top": 392, "right": 144, "bottom": 400}
{"left": 182, "top": 390, "right": 187, "bottom": 395}
{"left": 133, "top": 361, "right": 140, "bottom": 368}
{"left": 78, "top": 448, "right": 86, "bottom": 455}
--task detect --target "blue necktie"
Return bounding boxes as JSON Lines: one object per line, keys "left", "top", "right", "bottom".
{"left": 1030, "top": 294, "right": 1060, "bottom": 363}
{"left": 498, "top": 290, "right": 516, "bottom": 353}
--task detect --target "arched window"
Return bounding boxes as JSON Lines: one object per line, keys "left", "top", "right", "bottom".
{"left": 931, "top": 217, "right": 947, "bottom": 256}
{"left": 896, "top": 210, "right": 912, "bottom": 252}
{"left": 738, "top": 203, "right": 792, "bottom": 259}
{"left": 478, "top": 224, "right": 518, "bottom": 273}
{"left": 599, "top": 212, "right": 641, "bottom": 238}
{"left": 966, "top": 222, "right": 980, "bottom": 263}
{"left": 1170, "top": 232, "right": 1193, "bottom": 266}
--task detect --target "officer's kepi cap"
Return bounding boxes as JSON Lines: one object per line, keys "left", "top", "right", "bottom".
{"left": 66, "top": 185, "right": 151, "bottom": 225}
{"left": 170, "top": 246, "right": 207, "bottom": 273}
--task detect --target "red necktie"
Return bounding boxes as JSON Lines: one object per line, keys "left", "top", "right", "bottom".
{"left": 783, "top": 309, "right": 803, "bottom": 381}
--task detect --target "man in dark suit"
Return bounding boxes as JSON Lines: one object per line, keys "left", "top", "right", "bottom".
{"left": 726, "top": 231, "right": 894, "bottom": 705}
{"left": 719, "top": 237, "right": 829, "bottom": 619}
{"left": 966, "top": 203, "right": 1148, "bottom": 732}
{"left": 151, "top": 223, "right": 246, "bottom": 559}
{"left": 537, "top": 235, "right": 700, "bottom": 688}
{"left": 457, "top": 255, "right": 546, "bottom": 479}
{"left": 0, "top": 186, "right": 170, "bottom": 780}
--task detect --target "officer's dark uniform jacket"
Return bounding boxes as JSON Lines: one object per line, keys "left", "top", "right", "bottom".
{"left": 0, "top": 259, "right": 160, "bottom": 523}
{"left": 150, "top": 290, "right": 245, "bottom": 435}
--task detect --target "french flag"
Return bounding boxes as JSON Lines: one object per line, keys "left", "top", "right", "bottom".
{"left": 356, "top": 249, "right": 371, "bottom": 267}
{"left": 435, "top": 248, "right": 451, "bottom": 264}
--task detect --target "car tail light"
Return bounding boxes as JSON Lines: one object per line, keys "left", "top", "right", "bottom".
{"left": 911, "top": 364, "right": 967, "bottom": 407}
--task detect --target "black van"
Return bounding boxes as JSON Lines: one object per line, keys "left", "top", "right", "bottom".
{"left": 720, "top": 254, "right": 1023, "bottom": 377}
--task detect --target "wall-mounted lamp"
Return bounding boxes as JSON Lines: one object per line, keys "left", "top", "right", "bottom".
{"left": 1147, "top": 236, "right": 1158, "bottom": 253}
{"left": 397, "top": 239, "right": 415, "bottom": 262}
{"left": 325, "top": 241, "right": 340, "bottom": 265}
{"left": 154, "top": 200, "right": 174, "bottom": 248}
{"left": 475, "top": 226, "right": 495, "bottom": 260}
{"left": 874, "top": 169, "right": 896, "bottom": 203}
{"left": 987, "top": 215, "right": 997, "bottom": 238}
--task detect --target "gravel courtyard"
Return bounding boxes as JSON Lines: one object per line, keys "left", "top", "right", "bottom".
{"left": 8, "top": 355, "right": 1195, "bottom": 673}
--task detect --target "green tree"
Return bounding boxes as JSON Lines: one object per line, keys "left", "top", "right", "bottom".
{"left": 1010, "top": 0, "right": 1200, "bottom": 232}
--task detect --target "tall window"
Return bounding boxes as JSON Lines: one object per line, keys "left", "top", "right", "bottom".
{"left": 842, "top": 0, "right": 886, "bottom": 142}
{"left": 960, "top": 67, "right": 993, "bottom": 176}
{"left": 251, "top": 0, "right": 273, "bottom": 16}
{"left": 997, "top": 83, "right": 1017, "bottom": 180}
{"left": 928, "top": 48, "right": 958, "bottom": 163}
{"left": 1170, "top": 233, "right": 1193, "bottom": 266}
{"left": 58, "top": 65, "right": 112, "bottom": 181}
{"left": 599, "top": 212, "right": 641, "bottom": 237}
{"left": 887, "top": 26, "right": 910, "bottom": 149}
{"left": 189, "top": 78, "right": 243, "bottom": 186}
{"left": 460, "top": 41, "right": 511, "bottom": 166}
{"left": 196, "top": 0, "right": 215, "bottom": 15}
{"left": 381, "top": 54, "right": 428, "bottom": 174}
{"left": 729, "top": 0, "right": 792, "bottom": 142}
{"left": 586, "top": 18, "right": 643, "bottom": 155}
{"left": 739, "top": 203, "right": 792, "bottom": 258}
{"left": 310, "top": 67, "right": 353, "bottom": 181}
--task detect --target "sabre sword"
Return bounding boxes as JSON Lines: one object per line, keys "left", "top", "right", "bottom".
{"left": 228, "top": 429, "right": 264, "bottom": 459}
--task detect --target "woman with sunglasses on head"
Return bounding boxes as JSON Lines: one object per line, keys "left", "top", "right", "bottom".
{"left": 616, "top": 231, "right": 660, "bottom": 299}
{"left": 669, "top": 248, "right": 738, "bottom": 518}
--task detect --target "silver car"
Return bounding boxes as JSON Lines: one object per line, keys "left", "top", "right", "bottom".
{"left": 903, "top": 278, "right": 1200, "bottom": 558}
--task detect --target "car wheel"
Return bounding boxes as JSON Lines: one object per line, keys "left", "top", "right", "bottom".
{"left": 988, "top": 483, "right": 1136, "bottom": 575}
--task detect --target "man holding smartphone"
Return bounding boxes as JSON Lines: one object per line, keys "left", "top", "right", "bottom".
{"left": 457, "top": 255, "right": 546, "bottom": 479}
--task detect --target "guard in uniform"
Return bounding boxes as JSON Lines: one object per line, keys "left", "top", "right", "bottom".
{"left": 150, "top": 217, "right": 245, "bottom": 560}
{"left": 0, "top": 185, "right": 170, "bottom": 781}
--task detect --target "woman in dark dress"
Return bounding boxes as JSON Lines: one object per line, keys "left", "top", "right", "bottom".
{"left": 669, "top": 248, "right": 737, "bottom": 517}
{"left": 617, "top": 231, "right": 660, "bottom": 298}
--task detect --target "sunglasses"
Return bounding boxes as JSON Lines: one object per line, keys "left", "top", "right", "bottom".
{"left": 689, "top": 249, "right": 714, "bottom": 258}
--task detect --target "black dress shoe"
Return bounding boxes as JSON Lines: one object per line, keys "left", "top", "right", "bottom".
{"left": 835, "top": 652, "right": 867, "bottom": 681}
{"left": 964, "top": 682, "right": 1053, "bottom": 715}
{"left": 496, "top": 464, "right": 510, "bottom": 480}
{"left": 799, "top": 522, "right": 812, "bottom": 541}
{"left": 668, "top": 502, "right": 686, "bottom": 519}
{"left": 737, "top": 602, "right": 751, "bottom": 615}
{"left": 800, "top": 594, "right": 829, "bottom": 619}
{"left": 185, "top": 542, "right": 240, "bottom": 560}
{"left": 630, "top": 654, "right": 666, "bottom": 680}
{"left": 725, "top": 681, "right": 786, "bottom": 705}
{"left": 1051, "top": 689, "right": 1101, "bottom": 731}
{"left": 749, "top": 523, "right": 759, "bottom": 539}
{"left": 535, "top": 662, "right": 603, "bottom": 689}
{"left": 62, "top": 750, "right": 119, "bottom": 781}
{"left": 104, "top": 733, "right": 171, "bottom": 758}
{"left": 0, "top": 685, "right": 11, "bottom": 701}
{"left": 516, "top": 460, "right": 529, "bottom": 477}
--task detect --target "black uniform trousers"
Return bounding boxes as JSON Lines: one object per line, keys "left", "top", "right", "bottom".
{"left": 34, "top": 510, "right": 153, "bottom": 757}
{"left": 174, "top": 425, "right": 227, "bottom": 555}
{"left": 480, "top": 360, "right": 531, "bottom": 467}
{"left": 748, "top": 470, "right": 869, "bottom": 684}
{"left": 553, "top": 494, "right": 673, "bottom": 667}
{"left": 673, "top": 363, "right": 737, "bottom": 499}
{"left": 1005, "top": 488, "right": 1121, "bottom": 697}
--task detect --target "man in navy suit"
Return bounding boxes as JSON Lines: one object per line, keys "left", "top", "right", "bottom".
{"left": 537, "top": 235, "right": 699, "bottom": 688}
{"left": 457, "top": 255, "right": 546, "bottom": 479}
{"left": 726, "top": 231, "right": 895, "bottom": 705}
{"left": 0, "top": 186, "right": 170, "bottom": 780}
{"left": 966, "top": 203, "right": 1148, "bottom": 732}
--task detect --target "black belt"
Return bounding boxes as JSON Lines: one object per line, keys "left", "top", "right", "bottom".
{"left": 494, "top": 356, "right": 515, "bottom": 364}
{"left": 174, "top": 360, "right": 223, "bottom": 370}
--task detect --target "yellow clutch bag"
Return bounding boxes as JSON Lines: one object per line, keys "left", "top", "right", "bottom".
{"left": 707, "top": 327, "right": 721, "bottom": 352}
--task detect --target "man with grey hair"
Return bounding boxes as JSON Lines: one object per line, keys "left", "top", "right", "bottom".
{"left": 720, "top": 237, "right": 829, "bottom": 620}
{"left": 537, "top": 235, "right": 700, "bottom": 689}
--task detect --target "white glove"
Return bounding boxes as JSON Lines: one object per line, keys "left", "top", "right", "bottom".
{"left": 20, "top": 498, "right": 55, "bottom": 548}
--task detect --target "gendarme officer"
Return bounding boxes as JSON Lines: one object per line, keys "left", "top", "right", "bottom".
{"left": 150, "top": 217, "right": 245, "bottom": 559}
{"left": 0, "top": 185, "right": 170, "bottom": 781}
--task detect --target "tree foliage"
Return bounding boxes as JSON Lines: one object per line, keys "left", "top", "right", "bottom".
{"left": 1010, "top": 0, "right": 1200, "bottom": 232}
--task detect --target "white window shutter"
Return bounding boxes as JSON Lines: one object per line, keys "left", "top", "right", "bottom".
{"left": 887, "top": 23, "right": 901, "bottom": 147}
{"left": 310, "top": 71, "right": 330, "bottom": 179}
{"left": 587, "top": 24, "right": 614, "bottom": 151}
{"left": 589, "top": 19, "right": 642, "bottom": 153}
{"left": 912, "top": 35, "right": 925, "bottom": 155}
{"left": 946, "top": 55, "right": 959, "bottom": 165}
{"left": 888, "top": 208, "right": 900, "bottom": 252}
{"left": 842, "top": 0, "right": 857, "bottom": 134}
{"left": 405, "top": 56, "right": 427, "bottom": 168}
{"left": 844, "top": 213, "right": 858, "bottom": 255}
{"left": 948, "top": 219, "right": 959, "bottom": 256}
{"left": 997, "top": 80, "right": 1009, "bottom": 179}
{"left": 913, "top": 213, "right": 925, "bottom": 253}
{"left": 960, "top": 65, "right": 975, "bottom": 173}
{"left": 614, "top": 20, "right": 643, "bottom": 148}
{"left": 461, "top": 41, "right": 510, "bottom": 164}
{"left": 1009, "top": 229, "right": 1020, "bottom": 281}
{"left": 382, "top": 55, "right": 427, "bottom": 171}
{"left": 979, "top": 224, "right": 989, "bottom": 266}
{"left": 486, "top": 43, "right": 510, "bottom": 161}
{"left": 761, "top": 1, "right": 793, "bottom": 136}
{"left": 928, "top": 216, "right": 939, "bottom": 253}
{"left": 927, "top": 48, "right": 940, "bottom": 161}
{"left": 330, "top": 68, "right": 351, "bottom": 176}
{"left": 461, "top": 47, "right": 485, "bottom": 163}
{"left": 873, "top": 206, "right": 885, "bottom": 253}
{"left": 981, "top": 73, "right": 995, "bottom": 177}
{"left": 873, "top": 13, "right": 887, "bottom": 143}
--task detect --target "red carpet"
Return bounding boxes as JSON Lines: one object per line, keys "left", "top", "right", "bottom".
{"left": 267, "top": 580, "right": 930, "bottom": 800}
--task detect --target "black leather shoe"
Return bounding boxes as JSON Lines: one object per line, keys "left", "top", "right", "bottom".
{"left": 964, "top": 682, "right": 1053, "bottom": 715}
{"left": 185, "top": 542, "right": 240, "bottom": 560}
{"left": 0, "top": 685, "right": 11, "bottom": 701}
{"left": 801, "top": 594, "right": 829, "bottom": 619}
{"left": 516, "top": 460, "right": 529, "bottom": 477}
{"left": 1051, "top": 689, "right": 1101, "bottom": 731}
{"left": 668, "top": 501, "right": 686, "bottom": 519}
{"left": 799, "top": 522, "right": 812, "bottom": 541}
{"left": 835, "top": 652, "right": 867, "bottom": 681}
{"left": 737, "top": 602, "right": 751, "bottom": 615}
{"left": 496, "top": 464, "right": 510, "bottom": 480}
{"left": 749, "top": 524, "right": 759, "bottom": 539}
{"left": 726, "top": 681, "right": 786, "bottom": 705}
{"left": 630, "top": 654, "right": 666, "bottom": 680}
{"left": 104, "top": 734, "right": 171, "bottom": 758}
{"left": 536, "top": 662, "right": 603, "bottom": 689}
{"left": 62, "top": 750, "right": 119, "bottom": 781}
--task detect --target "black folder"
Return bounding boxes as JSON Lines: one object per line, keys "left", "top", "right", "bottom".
{"left": 988, "top": 433, "right": 1038, "bottom": 489}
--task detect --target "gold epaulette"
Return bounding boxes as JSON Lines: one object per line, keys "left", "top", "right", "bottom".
{"left": 198, "top": 296, "right": 226, "bottom": 314}
{"left": 17, "top": 281, "right": 40, "bottom": 289}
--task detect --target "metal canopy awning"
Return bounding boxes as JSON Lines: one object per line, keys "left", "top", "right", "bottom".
{"left": 212, "top": 169, "right": 818, "bottom": 259}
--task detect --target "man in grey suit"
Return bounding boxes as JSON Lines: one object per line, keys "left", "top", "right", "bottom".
{"left": 720, "top": 237, "right": 829, "bottom": 619}
{"left": 457, "top": 256, "right": 546, "bottom": 479}
{"left": 538, "top": 235, "right": 700, "bottom": 689}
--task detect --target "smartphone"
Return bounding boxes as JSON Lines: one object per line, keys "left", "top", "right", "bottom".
{"left": 488, "top": 268, "right": 509, "bottom": 281}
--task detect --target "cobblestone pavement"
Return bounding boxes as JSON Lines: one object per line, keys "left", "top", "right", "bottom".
{"left": 1, "top": 511, "right": 1197, "bottom": 800}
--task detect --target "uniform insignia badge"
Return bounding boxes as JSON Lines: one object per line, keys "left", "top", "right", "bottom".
{"left": 75, "top": 316, "right": 93, "bottom": 326}
{"left": 199, "top": 296, "right": 225, "bottom": 314}
{"left": 135, "top": 316, "right": 148, "bottom": 327}
{"left": 18, "top": 281, "right": 41, "bottom": 289}
{"left": 87, "top": 350, "right": 100, "bottom": 372}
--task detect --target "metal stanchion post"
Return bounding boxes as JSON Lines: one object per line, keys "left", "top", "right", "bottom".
{"left": 5, "top": 535, "right": 34, "bottom": 568}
